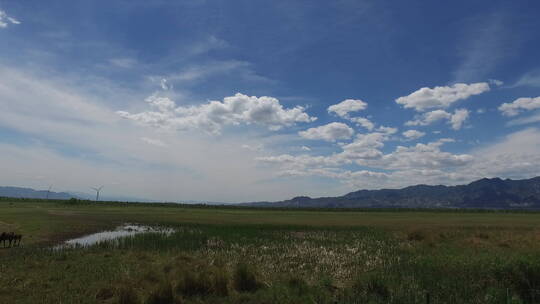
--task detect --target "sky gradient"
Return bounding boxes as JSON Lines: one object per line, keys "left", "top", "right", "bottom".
{"left": 1, "top": 1, "right": 540, "bottom": 202}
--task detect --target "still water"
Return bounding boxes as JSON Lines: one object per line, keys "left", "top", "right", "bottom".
{"left": 57, "top": 224, "right": 174, "bottom": 248}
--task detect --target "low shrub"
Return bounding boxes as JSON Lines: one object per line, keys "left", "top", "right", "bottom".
{"left": 287, "top": 275, "right": 308, "bottom": 295}
{"left": 176, "top": 270, "right": 213, "bottom": 297}
{"left": 233, "top": 263, "right": 262, "bottom": 293}
{"left": 212, "top": 267, "right": 229, "bottom": 296}
{"left": 146, "top": 282, "right": 174, "bottom": 304}
{"left": 352, "top": 275, "right": 390, "bottom": 301}
{"left": 143, "top": 270, "right": 161, "bottom": 283}
{"left": 407, "top": 230, "right": 426, "bottom": 241}
{"left": 503, "top": 259, "right": 540, "bottom": 302}
{"left": 117, "top": 286, "right": 139, "bottom": 304}
{"left": 95, "top": 287, "right": 114, "bottom": 301}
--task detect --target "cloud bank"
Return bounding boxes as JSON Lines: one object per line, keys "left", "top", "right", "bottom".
{"left": 402, "top": 130, "right": 425, "bottom": 140}
{"left": 499, "top": 97, "right": 540, "bottom": 116}
{"left": 118, "top": 93, "right": 317, "bottom": 135}
{"left": 406, "top": 109, "right": 470, "bottom": 130}
{"left": 299, "top": 122, "right": 354, "bottom": 142}
{"left": 396, "top": 83, "right": 489, "bottom": 112}
{"left": 328, "top": 99, "right": 368, "bottom": 117}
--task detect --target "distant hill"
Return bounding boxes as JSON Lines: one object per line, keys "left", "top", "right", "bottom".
{"left": 0, "top": 186, "right": 75, "bottom": 200}
{"left": 0, "top": 186, "right": 229, "bottom": 204}
{"left": 242, "top": 177, "right": 540, "bottom": 209}
{"left": 70, "top": 191, "right": 157, "bottom": 203}
{"left": 71, "top": 192, "right": 227, "bottom": 204}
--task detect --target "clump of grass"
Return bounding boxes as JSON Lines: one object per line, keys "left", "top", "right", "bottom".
{"left": 142, "top": 270, "right": 161, "bottom": 283}
{"left": 174, "top": 253, "right": 193, "bottom": 263}
{"left": 95, "top": 287, "right": 114, "bottom": 301}
{"left": 502, "top": 259, "right": 540, "bottom": 302}
{"left": 287, "top": 275, "right": 308, "bottom": 295}
{"left": 146, "top": 281, "right": 174, "bottom": 304}
{"left": 407, "top": 230, "right": 426, "bottom": 241}
{"left": 498, "top": 240, "right": 512, "bottom": 248}
{"left": 182, "top": 266, "right": 229, "bottom": 297}
{"left": 55, "top": 253, "right": 68, "bottom": 261}
{"left": 233, "top": 262, "right": 262, "bottom": 293}
{"left": 117, "top": 286, "right": 139, "bottom": 304}
{"left": 212, "top": 267, "right": 230, "bottom": 296}
{"left": 476, "top": 232, "right": 490, "bottom": 239}
{"left": 162, "top": 264, "right": 173, "bottom": 274}
{"left": 176, "top": 269, "right": 213, "bottom": 297}
{"left": 319, "top": 275, "right": 338, "bottom": 293}
{"left": 352, "top": 275, "right": 390, "bottom": 301}
{"left": 366, "top": 277, "right": 390, "bottom": 299}
{"left": 136, "top": 252, "right": 152, "bottom": 261}
{"left": 173, "top": 256, "right": 230, "bottom": 298}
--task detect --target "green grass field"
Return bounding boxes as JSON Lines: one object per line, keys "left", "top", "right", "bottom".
{"left": 1, "top": 199, "right": 540, "bottom": 303}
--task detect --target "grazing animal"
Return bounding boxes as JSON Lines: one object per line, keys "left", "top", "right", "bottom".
{"left": 0, "top": 232, "right": 20, "bottom": 248}
{"left": 13, "top": 234, "right": 22, "bottom": 246}
{"left": 6, "top": 232, "right": 14, "bottom": 247}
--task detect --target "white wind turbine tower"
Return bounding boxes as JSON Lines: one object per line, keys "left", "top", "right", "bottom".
{"left": 46, "top": 185, "right": 53, "bottom": 200}
{"left": 91, "top": 186, "right": 104, "bottom": 201}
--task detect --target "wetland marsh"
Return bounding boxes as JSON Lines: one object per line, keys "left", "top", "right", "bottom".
{"left": 1, "top": 199, "right": 540, "bottom": 303}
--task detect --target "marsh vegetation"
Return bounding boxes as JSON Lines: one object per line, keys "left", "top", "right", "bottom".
{"left": 1, "top": 199, "right": 540, "bottom": 303}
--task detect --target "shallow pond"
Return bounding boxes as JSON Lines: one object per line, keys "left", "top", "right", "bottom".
{"left": 57, "top": 224, "right": 174, "bottom": 248}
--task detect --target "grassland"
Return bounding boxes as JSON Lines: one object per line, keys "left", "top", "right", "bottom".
{"left": 1, "top": 198, "right": 540, "bottom": 303}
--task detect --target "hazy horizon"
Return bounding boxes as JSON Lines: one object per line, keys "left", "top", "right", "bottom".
{"left": 3, "top": 175, "right": 540, "bottom": 204}
{"left": 1, "top": 1, "right": 540, "bottom": 202}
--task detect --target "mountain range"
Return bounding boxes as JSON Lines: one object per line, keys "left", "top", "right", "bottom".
{"left": 0, "top": 186, "right": 225, "bottom": 204}
{"left": 0, "top": 187, "right": 154, "bottom": 201}
{"left": 243, "top": 176, "right": 540, "bottom": 209}
{"left": 0, "top": 186, "right": 75, "bottom": 200}
{"left": 3, "top": 176, "right": 540, "bottom": 209}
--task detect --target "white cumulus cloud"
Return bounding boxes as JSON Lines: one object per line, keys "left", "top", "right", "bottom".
{"left": 338, "top": 132, "right": 389, "bottom": 161}
{"left": 256, "top": 135, "right": 476, "bottom": 190}
{"left": 406, "top": 109, "right": 469, "bottom": 130}
{"left": 376, "top": 126, "right": 398, "bottom": 135}
{"left": 381, "top": 139, "right": 472, "bottom": 170}
{"left": 507, "top": 113, "right": 540, "bottom": 127}
{"left": 396, "top": 82, "right": 490, "bottom": 112}
{"left": 257, "top": 127, "right": 540, "bottom": 195}
{"left": 118, "top": 93, "right": 317, "bottom": 135}
{"left": 350, "top": 117, "right": 375, "bottom": 131}
{"left": 450, "top": 109, "right": 469, "bottom": 130}
{"left": 298, "top": 122, "right": 354, "bottom": 142}
{"left": 0, "top": 10, "right": 20, "bottom": 28}
{"left": 328, "top": 99, "right": 367, "bottom": 117}
{"left": 467, "top": 128, "right": 540, "bottom": 179}
{"left": 402, "top": 130, "right": 425, "bottom": 140}
{"left": 406, "top": 110, "right": 451, "bottom": 126}
{"left": 498, "top": 97, "right": 540, "bottom": 116}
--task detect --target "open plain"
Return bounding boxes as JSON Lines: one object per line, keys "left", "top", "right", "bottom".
{"left": 1, "top": 198, "right": 540, "bottom": 303}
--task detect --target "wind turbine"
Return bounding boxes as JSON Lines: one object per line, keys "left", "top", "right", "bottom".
{"left": 91, "top": 186, "right": 104, "bottom": 201}
{"left": 46, "top": 185, "right": 53, "bottom": 200}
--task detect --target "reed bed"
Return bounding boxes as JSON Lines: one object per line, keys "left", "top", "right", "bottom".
{"left": 2, "top": 223, "right": 540, "bottom": 303}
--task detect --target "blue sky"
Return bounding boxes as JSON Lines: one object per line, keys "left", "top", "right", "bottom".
{"left": 0, "top": 1, "right": 540, "bottom": 202}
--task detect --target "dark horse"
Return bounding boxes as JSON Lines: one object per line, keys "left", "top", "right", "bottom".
{"left": 0, "top": 232, "right": 22, "bottom": 247}
{"left": 0, "top": 232, "right": 6, "bottom": 247}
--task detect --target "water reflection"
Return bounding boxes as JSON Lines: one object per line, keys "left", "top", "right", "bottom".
{"left": 58, "top": 224, "right": 174, "bottom": 248}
